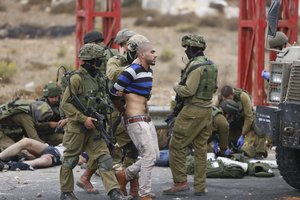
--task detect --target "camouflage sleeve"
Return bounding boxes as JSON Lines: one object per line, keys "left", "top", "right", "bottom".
{"left": 106, "top": 56, "right": 127, "bottom": 82}
{"left": 11, "top": 113, "right": 43, "bottom": 143}
{"left": 173, "top": 68, "right": 201, "bottom": 97}
{"left": 213, "top": 114, "right": 229, "bottom": 151}
{"left": 60, "top": 75, "right": 88, "bottom": 123}
{"left": 240, "top": 92, "right": 254, "bottom": 134}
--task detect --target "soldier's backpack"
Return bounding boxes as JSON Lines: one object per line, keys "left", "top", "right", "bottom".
{"left": 247, "top": 162, "right": 274, "bottom": 177}
{"left": 206, "top": 159, "right": 245, "bottom": 178}
{"left": 0, "top": 99, "right": 53, "bottom": 122}
{"left": 186, "top": 155, "right": 245, "bottom": 178}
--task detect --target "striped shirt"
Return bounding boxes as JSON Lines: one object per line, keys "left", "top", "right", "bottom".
{"left": 110, "top": 63, "right": 153, "bottom": 99}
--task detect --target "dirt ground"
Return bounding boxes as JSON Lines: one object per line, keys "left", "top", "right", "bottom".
{"left": 0, "top": 1, "right": 238, "bottom": 106}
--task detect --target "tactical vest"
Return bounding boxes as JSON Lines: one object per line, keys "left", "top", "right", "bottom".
{"left": 72, "top": 69, "right": 110, "bottom": 113}
{"left": 0, "top": 99, "right": 52, "bottom": 122}
{"left": 195, "top": 63, "right": 218, "bottom": 100}
{"left": 0, "top": 99, "right": 53, "bottom": 137}
{"left": 180, "top": 57, "right": 217, "bottom": 100}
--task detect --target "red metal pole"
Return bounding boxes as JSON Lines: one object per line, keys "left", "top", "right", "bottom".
{"left": 238, "top": 0, "right": 267, "bottom": 106}
{"left": 75, "top": 0, "right": 121, "bottom": 68}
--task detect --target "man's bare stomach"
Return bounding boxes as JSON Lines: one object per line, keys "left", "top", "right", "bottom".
{"left": 125, "top": 93, "right": 148, "bottom": 117}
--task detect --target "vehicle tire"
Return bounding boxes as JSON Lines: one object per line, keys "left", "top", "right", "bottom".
{"left": 276, "top": 144, "right": 300, "bottom": 189}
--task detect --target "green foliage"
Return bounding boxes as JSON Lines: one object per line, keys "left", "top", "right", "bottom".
{"left": 0, "top": 58, "right": 17, "bottom": 83}
{"left": 159, "top": 47, "right": 175, "bottom": 62}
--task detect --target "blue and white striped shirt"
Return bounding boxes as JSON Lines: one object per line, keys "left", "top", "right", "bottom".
{"left": 110, "top": 64, "right": 153, "bottom": 99}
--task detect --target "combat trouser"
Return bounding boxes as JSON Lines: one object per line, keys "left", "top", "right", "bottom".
{"left": 169, "top": 105, "right": 212, "bottom": 193}
{"left": 60, "top": 128, "right": 119, "bottom": 193}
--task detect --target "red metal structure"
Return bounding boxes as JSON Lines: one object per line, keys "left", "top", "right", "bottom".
{"left": 238, "top": 0, "right": 298, "bottom": 106}
{"left": 75, "top": 0, "right": 121, "bottom": 68}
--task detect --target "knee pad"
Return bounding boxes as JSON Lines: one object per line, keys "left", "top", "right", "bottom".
{"left": 62, "top": 156, "right": 79, "bottom": 169}
{"left": 97, "top": 154, "right": 113, "bottom": 171}
{"left": 124, "top": 143, "right": 139, "bottom": 159}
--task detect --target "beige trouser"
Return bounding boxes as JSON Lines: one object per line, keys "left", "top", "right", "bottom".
{"left": 125, "top": 120, "right": 159, "bottom": 197}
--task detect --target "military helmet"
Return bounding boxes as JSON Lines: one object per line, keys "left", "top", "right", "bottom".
{"left": 84, "top": 31, "right": 104, "bottom": 44}
{"left": 115, "top": 28, "right": 136, "bottom": 45}
{"left": 78, "top": 43, "right": 106, "bottom": 61}
{"left": 220, "top": 99, "right": 241, "bottom": 115}
{"left": 43, "top": 82, "right": 62, "bottom": 97}
{"left": 126, "top": 34, "right": 150, "bottom": 52}
{"left": 268, "top": 31, "right": 288, "bottom": 49}
{"left": 181, "top": 34, "right": 207, "bottom": 50}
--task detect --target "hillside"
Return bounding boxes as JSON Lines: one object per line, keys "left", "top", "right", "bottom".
{"left": 0, "top": 0, "right": 238, "bottom": 106}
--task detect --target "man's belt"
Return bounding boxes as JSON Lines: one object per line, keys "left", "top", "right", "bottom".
{"left": 126, "top": 115, "right": 151, "bottom": 124}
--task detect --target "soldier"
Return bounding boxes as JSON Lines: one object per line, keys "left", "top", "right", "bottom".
{"left": 110, "top": 42, "right": 159, "bottom": 200}
{"left": 262, "top": 31, "right": 291, "bottom": 81}
{"left": 0, "top": 99, "right": 53, "bottom": 151}
{"left": 219, "top": 98, "right": 267, "bottom": 159}
{"left": 163, "top": 34, "right": 218, "bottom": 196}
{"left": 106, "top": 28, "right": 136, "bottom": 82}
{"left": 59, "top": 43, "right": 130, "bottom": 200}
{"left": 35, "top": 82, "right": 67, "bottom": 146}
{"left": 84, "top": 31, "right": 117, "bottom": 74}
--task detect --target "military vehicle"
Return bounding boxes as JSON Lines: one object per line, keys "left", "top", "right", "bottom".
{"left": 256, "top": 0, "right": 300, "bottom": 189}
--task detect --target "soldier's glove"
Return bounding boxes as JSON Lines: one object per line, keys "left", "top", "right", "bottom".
{"left": 261, "top": 70, "right": 270, "bottom": 82}
{"left": 236, "top": 135, "right": 245, "bottom": 149}
{"left": 224, "top": 148, "right": 231, "bottom": 156}
{"left": 213, "top": 140, "right": 220, "bottom": 154}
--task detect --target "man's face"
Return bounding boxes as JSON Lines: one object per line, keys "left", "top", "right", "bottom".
{"left": 47, "top": 96, "right": 59, "bottom": 106}
{"left": 118, "top": 43, "right": 128, "bottom": 56}
{"left": 143, "top": 47, "right": 157, "bottom": 66}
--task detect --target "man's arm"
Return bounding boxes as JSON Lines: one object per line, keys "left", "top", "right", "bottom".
{"left": 11, "top": 113, "right": 43, "bottom": 143}
{"left": 173, "top": 68, "right": 201, "bottom": 97}
{"left": 106, "top": 56, "right": 127, "bottom": 82}
{"left": 60, "top": 75, "right": 88, "bottom": 123}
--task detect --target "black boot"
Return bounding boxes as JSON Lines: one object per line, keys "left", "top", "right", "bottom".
{"left": 109, "top": 188, "right": 133, "bottom": 200}
{"left": 60, "top": 192, "right": 78, "bottom": 200}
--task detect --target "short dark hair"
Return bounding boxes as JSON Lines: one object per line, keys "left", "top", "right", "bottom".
{"left": 221, "top": 85, "right": 234, "bottom": 98}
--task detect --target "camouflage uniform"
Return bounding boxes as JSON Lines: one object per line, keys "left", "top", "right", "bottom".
{"left": 217, "top": 89, "right": 267, "bottom": 158}
{"left": 59, "top": 43, "right": 126, "bottom": 200}
{"left": 164, "top": 34, "right": 218, "bottom": 195}
{"left": 36, "top": 82, "right": 64, "bottom": 146}
{"left": 211, "top": 106, "right": 229, "bottom": 153}
{"left": 0, "top": 100, "right": 52, "bottom": 150}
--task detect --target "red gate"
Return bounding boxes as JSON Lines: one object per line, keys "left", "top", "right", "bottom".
{"left": 238, "top": 0, "right": 298, "bottom": 106}
{"left": 75, "top": 0, "right": 121, "bottom": 68}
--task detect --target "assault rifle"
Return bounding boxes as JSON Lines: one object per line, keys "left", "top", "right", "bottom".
{"left": 70, "top": 96, "right": 115, "bottom": 151}
{"left": 165, "top": 60, "right": 214, "bottom": 128}
{"left": 165, "top": 94, "right": 184, "bottom": 129}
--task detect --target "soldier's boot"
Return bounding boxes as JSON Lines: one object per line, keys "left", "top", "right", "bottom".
{"left": 76, "top": 168, "right": 99, "bottom": 194}
{"left": 60, "top": 192, "right": 78, "bottom": 200}
{"left": 109, "top": 188, "right": 133, "bottom": 200}
{"left": 139, "top": 195, "right": 152, "bottom": 200}
{"left": 163, "top": 180, "right": 190, "bottom": 195}
{"left": 116, "top": 169, "right": 129, "bottom": 196}
{"left": 129, "top": 178, "right": 139, "bottom": 198}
